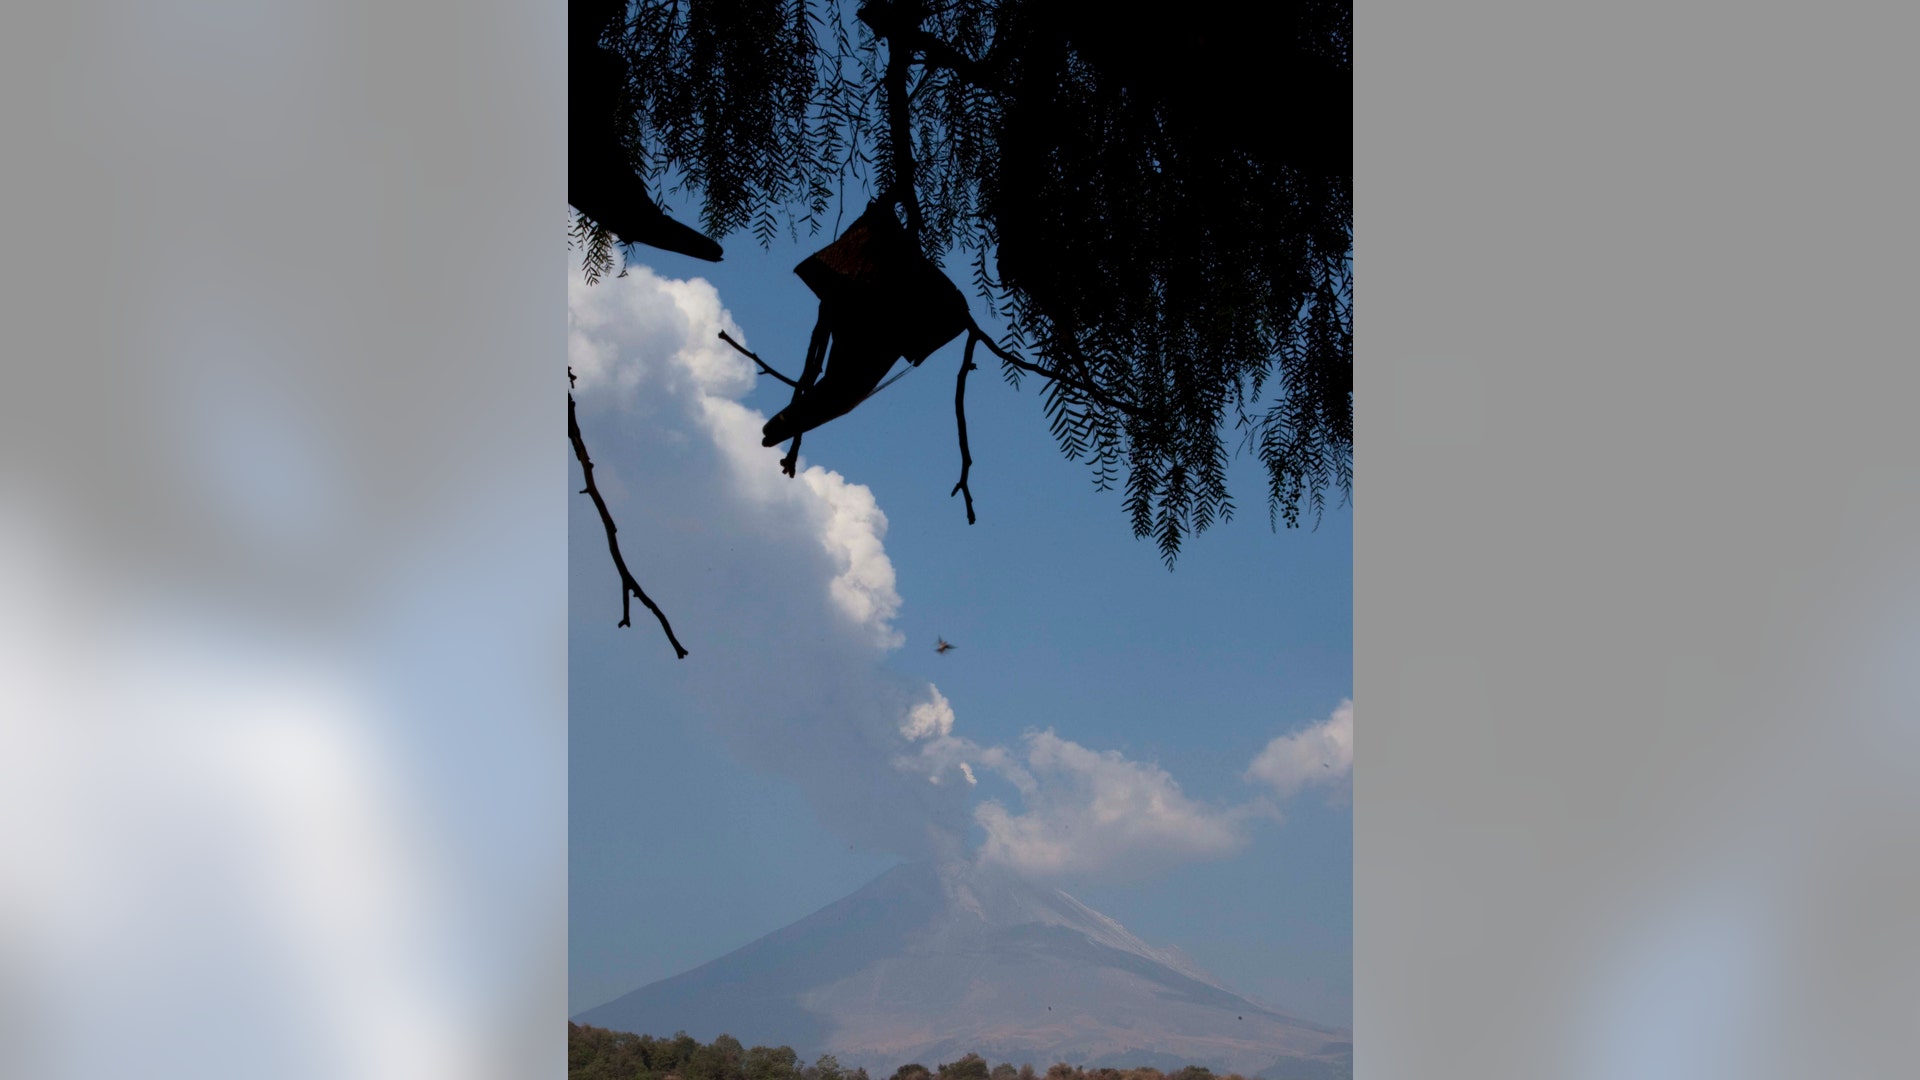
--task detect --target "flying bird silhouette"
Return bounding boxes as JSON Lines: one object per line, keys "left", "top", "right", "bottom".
{"left": 935, "top": 637, "right": 955, "bottom": 654}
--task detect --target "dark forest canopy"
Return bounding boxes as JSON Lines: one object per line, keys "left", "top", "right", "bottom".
{"left": 570, "top": 0, "right": 1352, "bottom": 567}
{"left": 567, "top": 1024, "right": 1259, "bottom": 1080}
{"left": 568, "top": 1024, "right": 863, "bottom": 1080}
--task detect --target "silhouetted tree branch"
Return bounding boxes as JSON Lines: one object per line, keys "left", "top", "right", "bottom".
{"left": 950, "top": 332, "right": 978, "bottom": 524}
{"left": 719, "top": 330, "right": 801, "bottom": 387}
{"left": 964, "top": 317, "right": 1141, "bottom": 419}
{"left": 568, "top": 369, "right": 689, "bottom": 659}
{"left": 876, "top": 19, "right": 993, "bottom": 86}
{"left": 775, "top": 314, "right": 835, "bottom": 477}
{"left": 573, "top": 0, "right": 1352, "bottom": 565}
{"left": 864, "top": 0, "right": 926, "bottom": 244}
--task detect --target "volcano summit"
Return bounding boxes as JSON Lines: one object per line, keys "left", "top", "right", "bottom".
{"left": 574, "top": 861, "right": 1350, "bottom": 1080}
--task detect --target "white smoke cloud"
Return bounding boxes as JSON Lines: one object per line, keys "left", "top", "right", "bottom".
{"left": 892, "top": 686, "right": 979, "bottom": 789}
{"left": 568, "top": 263, "right": 902, "bottom": 649}
{"left": 1247, "top": 699, "right": 1354, "bottom": 799}
{"left": 568, "top": 250, "right": 1329, "bottom": 882}
{"left": 568, "top": 252, "right": 959, "bottom": 859}
{"left": 972, "top": 730, "right": 1271, "bottom": 882}
{"left": 901, "top": 687, "right": 956, "bottom": 741}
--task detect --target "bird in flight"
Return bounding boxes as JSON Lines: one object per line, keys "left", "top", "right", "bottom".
{"left": 935, "top": 637, "right": 955, "bottom": 655}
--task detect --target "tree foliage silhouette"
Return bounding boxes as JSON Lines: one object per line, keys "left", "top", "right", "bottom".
{"left": 568, "top": 0, "right": 1350, "bottom": 652}
{"left": 565, "top": 1026, "right": 1276, "bottom": 1080}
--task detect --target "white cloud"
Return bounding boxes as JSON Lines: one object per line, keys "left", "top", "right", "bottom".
{"left": 973, "top": 730, "right": 1267, "bottom": 882}
{"left": 901, "top": 687, "right": 956, "bottom": 741}
{"left": 568, "top": 252, "right": 957, "bottom": 858}
{"left": 1247, "top": 699, "right": 1354, "bottom": 799}
{"left": 566, "top": 249, "right": 1296, "bottom": 881}
{"left": 567, "top": 258, "right": 902, "bottom": 648}
{"left": 893, "top": 686, "right": 978, "bottom": 788}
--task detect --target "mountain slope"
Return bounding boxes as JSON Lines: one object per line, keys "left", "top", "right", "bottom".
{"left": 575, "top": 862, "right": 1349, "bottom": 1079}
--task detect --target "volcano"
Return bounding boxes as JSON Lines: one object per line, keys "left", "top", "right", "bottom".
{"left": 573, "top": 861, "right": 1350, "bottom": 1080}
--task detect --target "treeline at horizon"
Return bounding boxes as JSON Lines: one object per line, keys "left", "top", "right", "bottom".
{"left": 568, "top": 1024, "right": 1258, "bottom": 1080}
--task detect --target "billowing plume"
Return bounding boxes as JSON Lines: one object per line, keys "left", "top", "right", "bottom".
{"left": 973, "top": 730, "right": 1272, "bottom": 883}
{"left": 1247, "top": 699, "right": 1354, "bottom": 799}
{"left": 570, "top": 249, "right": 1338, "bottom": 882}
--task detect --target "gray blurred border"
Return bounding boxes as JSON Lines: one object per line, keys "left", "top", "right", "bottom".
{"left": 10, "top": 0, "right": 1920, "bottom": 1077}
{"left": 1358, "top": 2, "right": 1920, "bottom": 1077}
{"left": 1, "top": 3, "right": 565, "bottom": 1078}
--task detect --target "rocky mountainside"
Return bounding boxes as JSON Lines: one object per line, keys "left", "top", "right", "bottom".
{"left": 574, "top": 861, "right": 1350, "bottom": 1080}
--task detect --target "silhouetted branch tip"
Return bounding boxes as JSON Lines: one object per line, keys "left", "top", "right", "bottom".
{"left": 718, "top": 330, "right": 800, "bottom": 387}
{"left": 950, "top": 333, "right": 979, "bottom": 524}
{"left": 965, "top": 317, "right": 1143, "bottom": 418}
{"left": 568, "top": 389, "right": 689, "bottom": 660}
{"left": 781, "top": 433, "right": 802, "bottom": 477}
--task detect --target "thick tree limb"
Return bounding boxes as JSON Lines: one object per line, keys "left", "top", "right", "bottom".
{"left": 797, "top": 306, "right": 832, "bottom": 389}
{"left": 859, "top": 2, "right": 992, "bottom": 88}
{"left": 714, "top": 326, "right": 805, "bottom": 475}
{"left": 568, "top": 374, "right": 689, "bottom": 659}
{"left": 865, "top": 0, "right": 924, "bottom": 243}
{"left": 950, "top": 332, "right": 978, "bottom": 524}
{"left": 776, "top": 312, "right": 834, "bottom": 477}
{"left": 718, "top": 330, "right": 799, "bottom": 387}
{"left": 908, "top": 30, "right": 991, "bottom": 85}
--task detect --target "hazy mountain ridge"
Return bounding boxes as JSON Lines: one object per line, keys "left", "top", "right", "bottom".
{"left": 576, "top": 862, "right": 1349, "bottom": 1080}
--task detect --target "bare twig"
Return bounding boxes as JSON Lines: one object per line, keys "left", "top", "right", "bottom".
{"left": 718, "top": 330, "right": 799, "bottom": 387}
{"left": 964, "top": 317, "right": 1143, "bottom": 417}
{"left": 568, "top": 375, "right": 689, "bottom": 659}
{"left": 950, "top": 332, "right": 978, "bottom": 524}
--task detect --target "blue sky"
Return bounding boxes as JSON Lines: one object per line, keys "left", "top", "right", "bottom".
{"left": 568, "top": 223, "right": 1353, "bottom": 1031}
